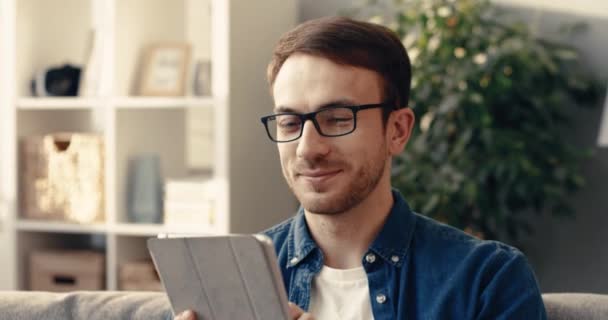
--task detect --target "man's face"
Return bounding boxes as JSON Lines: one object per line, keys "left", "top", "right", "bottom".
{"left": 272, "top": 54, "right": 391, "bottom": 215}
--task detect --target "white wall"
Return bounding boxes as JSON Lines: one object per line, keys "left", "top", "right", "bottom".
{"left": 495, "top": 0, "right": 608, "bottom": 18}
{"left": 299, "top": 0, "right": 608, "bottom": 21}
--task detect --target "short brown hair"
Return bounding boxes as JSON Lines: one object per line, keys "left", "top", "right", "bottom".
{"left": 267, "top": 16, "right": 411, "bottom": 116}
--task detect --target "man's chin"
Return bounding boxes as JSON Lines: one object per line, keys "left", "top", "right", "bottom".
{"left": 295, "top": 189, "right": 348, "bottom": 215}
{"left": 296, "top": 185, "right": 334, "bottom": 199}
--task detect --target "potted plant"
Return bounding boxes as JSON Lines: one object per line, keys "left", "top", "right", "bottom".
{"left": 350, "top": 0, "right": 601, "bottom": 243}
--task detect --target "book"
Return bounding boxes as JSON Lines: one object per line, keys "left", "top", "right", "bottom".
{"left": 164, "top": 176, "right": 218, "bottom": 203}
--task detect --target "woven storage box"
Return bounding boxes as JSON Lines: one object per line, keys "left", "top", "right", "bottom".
{"left": 29, "top": 250, "right": 105, "bottom": 292}
{"left": 21, "top": 133, "right": 105, "bottom": 223}
{"left": 119, "top": 260, "right": 162, "bottom": 291}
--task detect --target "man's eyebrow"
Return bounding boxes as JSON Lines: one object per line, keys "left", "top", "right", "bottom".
{"left": 273, "top": 99, "right": 357, "bottom": 114}
{"left": 273, "top": 106, "right": 297, "bottom": 113}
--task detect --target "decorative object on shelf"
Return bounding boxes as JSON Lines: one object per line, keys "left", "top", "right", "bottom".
{"left": 30, "top": 64, "right": 82, "bottom": 97}
{"left": 127, "top": 153, "right": 163, "bottom": 224}
{"left": 193, "top": 59, "right": 212, "bottom": 96}
{"left": 186, "top": 106, "right": 215, "bottom": 170}
{"left": 136, "top": 43, "right": 192, "bottom": 96}
{"left": 78, "top": 28, "right": 102, "bottom": 97}
{"left": 597, "top": 84, "right": 608, "bottom": 146}
{"left": 119, "top": 259, "right": 162, "bottom": 291}
{"left": 21, "top": 133, "right": 105, "bottom": 223}
{"left": 164, "top": 176, "right": 222, "bottom": 231}
{"left": 29, "top": 250, "right": 105, "bottom": 292}
{"left": 351, "top": 0, "right": 601, "bottom": 243}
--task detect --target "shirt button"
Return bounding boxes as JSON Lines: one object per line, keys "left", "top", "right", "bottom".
{"left": 290, "top": 256, "right": 299, "bottom": 265}
{"left": 365, "top": 253, "right": 376, "bottom": 264}
{"left": 391, "top": 255, "right": 400, "bottom": 263}
{"left": 376, "top": 293, "right": 387, "bottom": 304}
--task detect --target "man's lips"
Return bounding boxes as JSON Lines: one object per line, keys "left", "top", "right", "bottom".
{"left": 296, "top": 169, "right": 342, "bottom": 183}
{"left": 297, "top": 169, "right": 341, "bottom": 177}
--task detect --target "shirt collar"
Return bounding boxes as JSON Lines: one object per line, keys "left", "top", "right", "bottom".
{"left": 286, "top": 189, "right": 416, "bottom": 268}
{"left": 286, "top": 207, "right": 318, "bottom": 269}
{"left": 367, "top": 189, "right": 416, "bottom": 267}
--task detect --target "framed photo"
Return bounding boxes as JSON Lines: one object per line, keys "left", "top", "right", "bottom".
{"left": 138, "top": 43, "right": 191, "bottom": 96}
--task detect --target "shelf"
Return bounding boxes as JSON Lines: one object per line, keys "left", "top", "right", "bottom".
{"left": 111, "top": 223, "right": 167, "bottom": 236}
{"left": 17, "top": 97, "right": 215, "bottom": 110}
{"left": 17, "top": 97, "right": 101, "bottom": 110}
{"left": 16, "top": 219, "right": 107, "bottom": 234}
{"left": 15, "top": 220, "right": 214, "bottom": 236}
{"left": 113, "top": 96, "right": 214, "bottom": 109}
{"left": 111, "top": 223, "right": 213, "bottom": 237}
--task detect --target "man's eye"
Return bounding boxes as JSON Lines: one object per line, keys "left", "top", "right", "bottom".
{"left": 328, "top": 117, "right": 353, "bottom": 124}
{"left": 334, "top": 117, "right": 352, "bottom": 122}
{"left": 278, "top": 119, "right": 301, "bottom": 130}
{"left": 280, "top": 121, "right": 299, "bottom": 127}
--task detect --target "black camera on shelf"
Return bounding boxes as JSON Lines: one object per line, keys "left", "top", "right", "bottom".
{"left": 30, "top": 64, "right": 82, "bottom": 97}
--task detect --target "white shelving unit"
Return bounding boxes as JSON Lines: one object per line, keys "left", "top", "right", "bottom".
{"left": 17, "top": 97, "right": 101, "bottom": 110}
{"left": 0, "top": 0, "right": 297, "bottom": 290}
{"left": 16, "top": 220, "right": 108, "bottom": 234}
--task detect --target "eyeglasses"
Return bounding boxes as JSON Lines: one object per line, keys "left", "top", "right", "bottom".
{"left": 260, "top": 103, "right": 388, "bottom": 143}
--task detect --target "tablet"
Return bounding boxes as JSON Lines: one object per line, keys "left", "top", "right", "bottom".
{"left": 147, "top": 234, "right": 289, "bottom": 320}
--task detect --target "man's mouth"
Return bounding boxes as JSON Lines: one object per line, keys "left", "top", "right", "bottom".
{"left": 297, "top": 169, "right": 342, "bottom": 184}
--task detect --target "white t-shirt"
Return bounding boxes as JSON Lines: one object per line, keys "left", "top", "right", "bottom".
{"left": 309, "top": 265, "right": 374, "bottom": 320}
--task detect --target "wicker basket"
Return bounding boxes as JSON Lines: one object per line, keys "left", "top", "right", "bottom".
{"left": 21, "top": 133, "right": 105, "bottom": 223}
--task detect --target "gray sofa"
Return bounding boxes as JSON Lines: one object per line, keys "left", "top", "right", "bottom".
{"left": 0, "top": 291, "right": 606, "bottom": 319}
{"left": 0, "top": 291, "right": 171, "bottom": 320}
{"left": 543, "top": 293, "right": 608, "bottom": 320}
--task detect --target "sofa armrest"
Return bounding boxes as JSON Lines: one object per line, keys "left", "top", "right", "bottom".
{"left": 543, "top": 293, "right": 608, "bottom": 320}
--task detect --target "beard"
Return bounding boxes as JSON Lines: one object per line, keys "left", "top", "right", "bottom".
{"left": 282, "top": 142, "right": 388, "bottom": 215}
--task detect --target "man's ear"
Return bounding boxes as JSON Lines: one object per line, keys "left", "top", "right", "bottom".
{"left": 387, "top": 107, "right": 415, "bottom": 156}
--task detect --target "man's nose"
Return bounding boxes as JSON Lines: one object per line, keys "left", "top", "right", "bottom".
{"left": 296, "top": 120, "right": 330, "bottom": 160}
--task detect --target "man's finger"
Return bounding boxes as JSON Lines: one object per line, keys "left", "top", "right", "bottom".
{"left": 175, "top": 310, "right": 196, "bottom": 320}
{"left": 288, "top": 302, "right": 304, "bottom": 319}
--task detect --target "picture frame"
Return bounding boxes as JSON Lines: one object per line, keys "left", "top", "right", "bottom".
{"left": 137, "top": 43, "right": 191, "bottom": 96}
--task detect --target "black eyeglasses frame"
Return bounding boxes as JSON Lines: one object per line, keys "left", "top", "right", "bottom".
{"left": 260, "top": 102, "right": 390, "bottom": 143}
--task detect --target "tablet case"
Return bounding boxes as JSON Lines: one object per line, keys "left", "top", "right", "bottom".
{"left": 147, "top": 235, "right": 289, "bottom": 320}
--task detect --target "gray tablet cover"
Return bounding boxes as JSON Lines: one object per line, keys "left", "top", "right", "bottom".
{"left": 147, "top": 235, "right": 289, "bottom": 320}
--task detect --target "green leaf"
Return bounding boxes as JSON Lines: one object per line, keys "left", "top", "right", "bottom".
{"left": 553, "top": 49, "right": 578, "bottom": 61}
{"left": 422, "top": 193, "right": 441, "bottom": 214}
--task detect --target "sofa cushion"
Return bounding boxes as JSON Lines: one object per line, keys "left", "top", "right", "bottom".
{"left": 0, "top": 291, "right": 171, "bottom": 320}
{"left": 1, "top": 290, "right": 608, "bottom": 319}
{"left": 543, "top": 293, "right": 608, "bottom": 320}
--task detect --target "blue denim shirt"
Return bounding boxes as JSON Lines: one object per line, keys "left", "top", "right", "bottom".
{"left": 263, "top": 190, "right": 547, "bottom": 319}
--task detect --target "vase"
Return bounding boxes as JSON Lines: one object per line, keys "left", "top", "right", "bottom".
{"left": 127, "top": 154, "right": 163, "bottom": 224}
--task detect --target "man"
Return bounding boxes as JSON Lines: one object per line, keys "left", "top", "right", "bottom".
{"left": 177, "top": 16, "right": 546, "bottom": 320}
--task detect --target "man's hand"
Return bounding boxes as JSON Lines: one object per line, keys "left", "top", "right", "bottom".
{"left": 174, "top": 302, "right": 315, "bottom": 320}
{"left": 288, "top": 302, "right": 315, "bottom": 320}
{"left": 174, "top": 310, "right": 196, "bottom": 320}
{"left": 174, "top": 303, "right": 314, "bottom": 320}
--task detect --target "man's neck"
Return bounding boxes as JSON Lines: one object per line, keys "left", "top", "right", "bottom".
{"left": 304, "top": 180, "right": 394, "bottom": 269}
